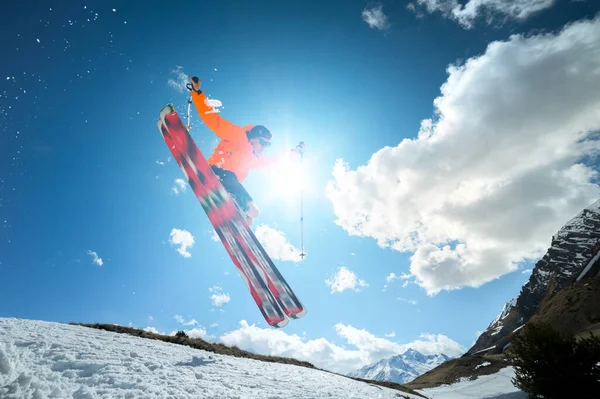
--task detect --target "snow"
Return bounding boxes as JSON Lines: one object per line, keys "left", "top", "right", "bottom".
{"left": 419, "top": 367, "right": 526, "bottom": 398}
{"left": 512, "top": 325, "right": 524, "bottom": 334}
{"left": 203, "top": 98, "right": 223, "bottom": 114}
{"left": 561, "top": 199, "right": 600, "bottom": 231}
{"left": 0, "top": 318, "right": 527, "bottom": 398}
{"left": 490, "top": 297, "right": 516, "bottom": 327}
{"left": 576, "top": 248, "right": 600, "bottom": 282}
{"left": 535, "top": 268, "right": 552, "bottom": 282}
{"left": 475, "top": 361, "right": 491, "bottom": 369}
{"left": 0, "top": 318, "right": 422, "bottom": 399}
{"left": 347, "top": 349, "right": 449, "bottom": 384}
{"left": 490, "top": 326, "right": 503, "bottom": 336}
{"left": 473, "top": 345, "right": 496, "bottom": 355}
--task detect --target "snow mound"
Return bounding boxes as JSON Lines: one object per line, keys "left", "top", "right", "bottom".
{"left": 0, "top": 317, "right": 421, "bottom": 399}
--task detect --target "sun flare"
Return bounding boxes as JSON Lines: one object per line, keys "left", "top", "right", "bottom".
{"left": 263, "top": 155, "right": 315, "bottom": 206}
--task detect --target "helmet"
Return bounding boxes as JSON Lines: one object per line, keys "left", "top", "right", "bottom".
{"left": 245, "top": 125, "right": 272, "bottom": 141}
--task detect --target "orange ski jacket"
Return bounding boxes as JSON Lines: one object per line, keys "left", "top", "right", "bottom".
{"left": 191, "top": 91, "right": 292, "bottom": 183}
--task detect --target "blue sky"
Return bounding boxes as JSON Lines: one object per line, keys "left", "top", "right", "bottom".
{"left": 1, "top": 0, "right": 599, "bottom": 374}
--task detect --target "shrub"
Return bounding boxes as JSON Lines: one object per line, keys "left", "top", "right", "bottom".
{"left": 505, "top": 322, "right": 600, "bottom": 398}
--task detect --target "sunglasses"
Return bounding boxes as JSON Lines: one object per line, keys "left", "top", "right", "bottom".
{"left": 258, "top": 138, "right": 271, "bottom": 147}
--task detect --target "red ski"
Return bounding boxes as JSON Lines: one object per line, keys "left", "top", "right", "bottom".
{"left": 157, "top": 104, "right": 306, "bottom": 327}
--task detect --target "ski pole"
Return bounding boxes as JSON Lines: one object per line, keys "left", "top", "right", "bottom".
{"left": 299, "top": 142, "right": 306, "bottom": 259}
{"left": 185, "top": 77, "right": 200, "bottom": 130}
{"left": 186, "top": 97, "right": 192, "bottom": 130}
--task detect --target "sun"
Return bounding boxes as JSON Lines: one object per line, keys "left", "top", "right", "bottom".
{"left": 262, "top": 155, "right": 315, "bottom": 207}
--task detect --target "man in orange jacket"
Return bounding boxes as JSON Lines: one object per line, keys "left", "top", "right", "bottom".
{"left": 188, "top": 76, "right": 305, "bottom": 225}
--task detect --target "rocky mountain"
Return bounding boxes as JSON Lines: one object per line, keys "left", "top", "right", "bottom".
{"left": 405, "top": 353, "right": 510, "bottom": 391}
{"left": 527, "top": 274, "right": 600, "bottom": 338}
{"left": 408, "top": 275, "right": 600, "bottom": 391}
{"left": 469, "top": 199, "right": 600, "bottom": 355}
{"left": 347, "top": 349, "right": 451, "bottom": 384}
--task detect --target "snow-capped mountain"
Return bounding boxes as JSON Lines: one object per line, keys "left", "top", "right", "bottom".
{"left": 347, "top": 349, "right": 451, "bottom": 384}
{"left": 469, "top": 199, "right": 600, "bottom": 355}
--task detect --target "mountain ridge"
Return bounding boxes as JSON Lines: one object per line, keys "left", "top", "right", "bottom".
{"left": 347, "top": 348, "right": 451, "bottom": 384}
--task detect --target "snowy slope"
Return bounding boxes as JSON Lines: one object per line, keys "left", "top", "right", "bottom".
{"left": 0, "top": 318, "right": 422, "bottom": 399}
{"left": 419, "top": 367, "right": 526, "bottom": 399}
{"left": 347, "top": 348, "right": 450, "bottom": 384}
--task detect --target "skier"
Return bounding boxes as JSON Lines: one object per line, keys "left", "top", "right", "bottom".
{"left": 188, "top": 76, "right": 305, "bottom": 225}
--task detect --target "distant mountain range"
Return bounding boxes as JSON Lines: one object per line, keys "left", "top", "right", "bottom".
{"left": 347, "top": 348, "right": 451, "bottom": 384}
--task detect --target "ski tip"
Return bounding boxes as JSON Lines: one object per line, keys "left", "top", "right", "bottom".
{"left": 158, "top": 104, "right": 177, "bottom": 122}
{"left": 271, "top": 318, "right": 289, "bottom": 329}
{"left": 289, "top": 307, "right": 307, "bottom": 320}
{"left": 156, "top": 119, "right": 168, "bottom": 138}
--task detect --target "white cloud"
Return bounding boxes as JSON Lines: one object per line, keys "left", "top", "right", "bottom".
{"left": 325, "top": 266, "right": 368, "bottom": 294}
{"left": 209, "top": 285, "right": 231, "bottom": 307}
{"left": 385, "top": 331, "right": 396, "bottom": 338}
{"left": 336, "top": 325, "right": 465, "bottom": 362}
{"left": 172, "top": 178, "right": 187, "bottom": 195}
{"left": 86, "top": 250, "right": 103, "bottom": 266}
{"left": 143, "top": 326, "right": 161, "bottom": 334}
{"left": 219, "top": 321, "right": 464, "bottom": 374}
{"left": 410, "top": 0, "right": 556, "bottom": 28}
{"left": 406, "top": 3, "right": 425, "bottom": 19}
{"left": 210, "top": 230, "right": 220, "bottom": 242}
{"left": 169, "top": 326, "right": 214, "bottom": 341}
{"left": 397, "top": 297, "right": 418, "bottom": 305}
{"left": 148, "top": 316, "right": 153, "bottom": 322}
{"left": 406, "top": 332, "right": 466, "bottom": 357}
{"left": 211, "top": 293, "right": 231, "bottom": 307}
{"left": 384, "top": 272, "right": 413, "bottom": 289}
{"left": 386, "top": 273, "right": 396, "bottom": 283}
{"left": 185, "top": 327, "right": 210, "bottom": 339}
{"left": 210, "top": 323, "right": 218, "bottom": 328}
{"left": 169, "top": 228, "right": 195, "bottom": 258}
{"left": 174, "top": 314, "right": 198, "bottom": 326}
{"left": 254, "top": 225, "right": 304, "bottom": 262}
{"left": 362, "top": 3, "right": 390, "bottom": 31}
{"left": 156, "top": 160, "right": 165, "bottom": 166}
{"left": 171, "top": 315, "right": 212, "bottom": 340}
{"left": 326, "top": 17, "right": 600, "bottom": 296}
